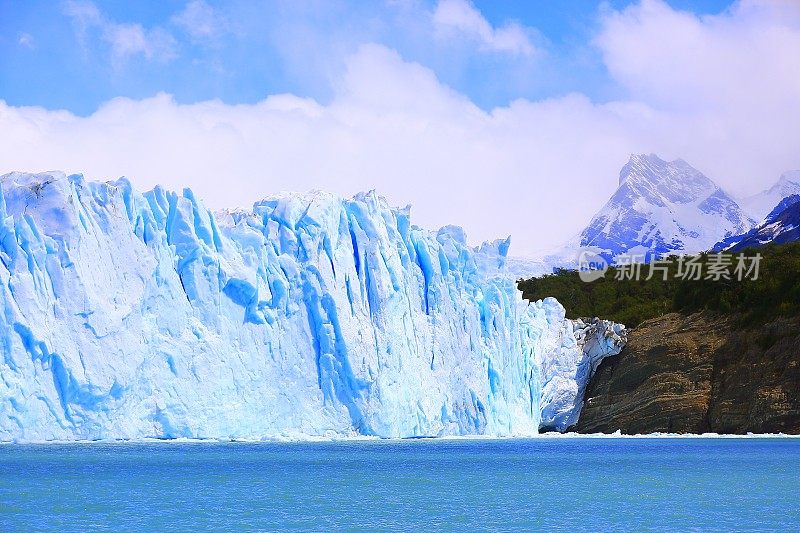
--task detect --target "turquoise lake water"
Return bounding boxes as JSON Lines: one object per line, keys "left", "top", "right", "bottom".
{"left": 1, "top": 437, "right": 798, "bottom": 531}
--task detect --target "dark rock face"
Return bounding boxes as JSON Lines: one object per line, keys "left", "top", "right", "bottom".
{"left": 573, "top": 312, "right": 800, "bottom": 434}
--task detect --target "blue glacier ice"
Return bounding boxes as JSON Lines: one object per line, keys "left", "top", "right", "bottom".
{"left": 0, "top": 171, "right": 625, "bottom": 441}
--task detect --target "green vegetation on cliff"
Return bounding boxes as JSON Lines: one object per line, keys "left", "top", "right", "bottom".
{"left": 518, "top": 243, "right": 800, "bottom": 327}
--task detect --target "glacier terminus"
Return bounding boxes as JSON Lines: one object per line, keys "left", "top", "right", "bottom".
{"left": 0, "top": 172, "right": 625, "bottom": 441}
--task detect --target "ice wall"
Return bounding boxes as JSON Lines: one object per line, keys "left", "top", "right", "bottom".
{"left": 0, "top": 172, "right": 625, "bottom": 441}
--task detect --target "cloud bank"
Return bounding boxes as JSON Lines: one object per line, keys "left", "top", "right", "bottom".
{"left": 2, "top": 0, "right": 799, "bottom": 255}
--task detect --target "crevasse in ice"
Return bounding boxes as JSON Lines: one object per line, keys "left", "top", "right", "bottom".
{"left": 0, "top": 171, "right": 625, "bottom": 441}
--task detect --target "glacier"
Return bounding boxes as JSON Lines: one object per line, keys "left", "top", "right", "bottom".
{"left": 0, "top": 171, "right": 625, "bottom": 441}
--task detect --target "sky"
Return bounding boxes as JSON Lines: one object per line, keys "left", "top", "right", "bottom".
{"left": 1, "top": 0, "right": 799, "bottom": 255}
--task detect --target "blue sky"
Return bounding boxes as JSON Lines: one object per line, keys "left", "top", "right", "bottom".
{"left": 1, "top": 1, "right": 798, "bottom": 255}
{"left": 2, "top": 0, "right": 733, "bottom": 115}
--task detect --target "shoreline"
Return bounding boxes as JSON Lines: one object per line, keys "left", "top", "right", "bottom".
{"left": 3, "top": 431, "right": 800, "bottom": 445}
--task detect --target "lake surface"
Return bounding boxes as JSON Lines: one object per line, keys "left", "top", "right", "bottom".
{"left": 1, "top": 437, "right": 798, "bottom": 531}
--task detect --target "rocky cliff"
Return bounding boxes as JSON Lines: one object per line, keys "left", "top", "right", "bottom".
{"left": 573, "top": 312, "right": 800, "bottom": 434}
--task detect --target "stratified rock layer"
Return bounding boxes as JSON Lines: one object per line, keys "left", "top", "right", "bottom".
{"left": 575, "top": 312, "right": 800, "bottom": 434}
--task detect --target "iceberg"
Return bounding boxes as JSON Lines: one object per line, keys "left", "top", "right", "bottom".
{"left": 0, "top": 171, "right": 625, "bottom": 441}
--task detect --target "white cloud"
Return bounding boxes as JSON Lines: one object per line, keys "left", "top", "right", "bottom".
{"left": 63, "top": 0, "right": 177, "bottom": 65}
{"left": 2, "top": 1, "right": 799, "bottom": 256}
{"left": 597, "top": 0, "right": 800, "bottom": 110}
{"left": 62, "top": 0, "right": 102, "bottom": 41}
{"left": 173, "top": 0, "right": 227, "bottom": 42}
{"left": 104, "top": 24, "right": 176, "bottom": 63}
{"left": 18, "top": 33, "right": 35, "bottom": 49}
{"left": 594, "top": 0, "right": 800, "bottom": 196}
{"left": 432, "top": 0, "right": 537, "bottom": 56}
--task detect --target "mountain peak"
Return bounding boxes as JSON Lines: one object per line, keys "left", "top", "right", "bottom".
{"left": 619, "top": 153, "right": 665, "bottom": 185}
{"left": 615, "top": 154, "right": 723, "bottom": 209}
{"left": 628, "top": 153, "right": 664, "bottom": 164}
{"left": 775, "top": 170, "right": 800, "bottom": 191}
{"left": 580, "top": 155, "right": 754, "bottom": 262}
{"left": 742, "top": 171, "right": 800, "bottom": 221}
{"left": 618, "top": 154, "right": 699, "bottom": 187}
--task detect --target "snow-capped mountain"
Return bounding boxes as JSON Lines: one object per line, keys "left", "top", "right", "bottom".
{"left": 739, "top": 171, "right": 800, "bottom": 222}
{"left": 714, "top": 195, "right": 800, "bottom": 252}
{"left": 0, "top": 171, "right": 625, "bottom": 441}
{"left": 494, "top": 157, "right": 800, "bottom": 282}
{"left": 577, "top": 154, "right": 755, "bottom": 263}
